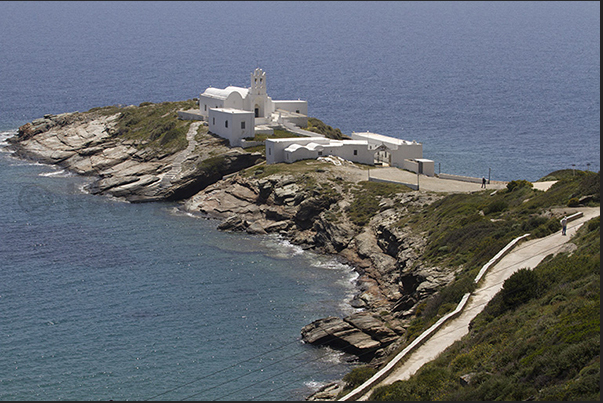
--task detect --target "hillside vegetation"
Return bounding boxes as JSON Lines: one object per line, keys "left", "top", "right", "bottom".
{"left": 369, "top": 214, "right": 599, "bottom": 401}
{"left": 304, "top": 117, "right": 349, "bottom": 139}
{"left": 88, "top": 99, "right": 198, "bottom": 153}
{"left": 338, "top": 169, "right": 599, "bottom": 401}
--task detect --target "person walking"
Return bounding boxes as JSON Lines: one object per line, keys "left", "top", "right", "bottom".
{"left": 560, "top": 216, "right": 567, "bottom": 235}
{"left": 481, "top": 177, "right": 487, "bottom": 188}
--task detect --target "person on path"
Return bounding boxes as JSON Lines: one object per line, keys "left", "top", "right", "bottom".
{"left": 560, "top": 216, "right": 568, "bottom": 235}
{"left": 481, "top": 177, "right": 487, "bottom": 188}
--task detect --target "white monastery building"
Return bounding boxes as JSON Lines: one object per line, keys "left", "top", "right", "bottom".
{"left": 266, "top": 131, "right": 434, "bottom": 176}
{"left": 185, "top": 68, "right": 434, "bottom": 176}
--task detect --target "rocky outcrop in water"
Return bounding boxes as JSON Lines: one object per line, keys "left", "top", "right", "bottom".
{"left": 8, "top": 111, "right": 263, "bottom": 202}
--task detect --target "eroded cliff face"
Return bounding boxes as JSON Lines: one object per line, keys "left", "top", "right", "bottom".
{"left": 182, "top": 168, "right": 455, "bottom": 364}
{"left": 8, "top": 111, "right": 263, "bottom": 202}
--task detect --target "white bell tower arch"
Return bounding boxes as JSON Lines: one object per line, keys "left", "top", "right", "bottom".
{"left": 251, "top": 68, "right": 267, "bottom": 96}
{"left": 250, "top": 68, "right": 268, "bottom": 118}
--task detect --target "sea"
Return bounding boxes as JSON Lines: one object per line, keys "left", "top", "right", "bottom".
{"left": 0, "top": 1, "right": 599, "bottom": 401}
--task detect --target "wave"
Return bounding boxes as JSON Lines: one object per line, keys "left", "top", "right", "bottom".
{"left": 261, "top": 234, "right": 305, "bottom": 259}
{"left": 39, "top": 169, "right": 74, "bottom": 177}
{"left": 166, "top": 206, "right": 204, "bottom": 219}
{"left": 0, "top": 129, "right": 17, "bottom": 148}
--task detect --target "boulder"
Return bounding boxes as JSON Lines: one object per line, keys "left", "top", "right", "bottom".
{"left": 306, "top": 381, "right": 344, "bottom": 401}
{"left": 344, "top": 311, "right": 400, "bottom": 344}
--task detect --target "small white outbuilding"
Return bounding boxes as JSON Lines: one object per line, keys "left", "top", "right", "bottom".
{"left": 208, "top": 108, "right": 255, "bottom": 147}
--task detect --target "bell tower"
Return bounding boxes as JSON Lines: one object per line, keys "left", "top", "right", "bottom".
{"left": 250, "top": 68, "right": 267, "bottom": 96}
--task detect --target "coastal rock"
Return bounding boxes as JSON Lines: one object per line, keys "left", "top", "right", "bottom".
{"left": 305, "top": 381, "right": 344, "bottom": 401}
{"left": 182, "top": 167, "right": 457, "bottom": 363}
{"left": 301, "top": 312, "right": 403, "bottom": 362}
{"left": 343, "top": 311, "right": 401, "bottom": 344}
{"left": 8, "top": 111, "right": 263, "bottom": 203}
{"left": 301, "top": 316, "right": 381, "bottom": 359}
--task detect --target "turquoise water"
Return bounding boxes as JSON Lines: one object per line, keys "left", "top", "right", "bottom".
{"left": 0, "top": 1, "right": 599, "bottom": 400}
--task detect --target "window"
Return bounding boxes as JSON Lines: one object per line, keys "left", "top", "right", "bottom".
{"left": 204, "top": 105, "right": 207, "bottom": 111}
{"left": 212, "top": 117, "right": 215, "bottom": 125}
{"left": 354, "top": 150, "right": 358, "bottom": 156}
{"left": 296, "top": 110, "right": 300, "bottom": 113}
{"left": 241, "top": 121, "right": 245, "bottom": 129}
{"left": 268, "top": 148, "right": 271, "bottom": 155}
{"left": 318, "top": 151, "right": 323, "bottom": 156}
{"left": 225, "top": 120, "right": 228, "bottom": 128}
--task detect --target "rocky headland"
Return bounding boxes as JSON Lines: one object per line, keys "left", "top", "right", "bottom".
{"left": 8, "top": 107, "right": 263, "bottom": 202}
{"left": 6, "top": 104, "right": 459, "bottom": 370}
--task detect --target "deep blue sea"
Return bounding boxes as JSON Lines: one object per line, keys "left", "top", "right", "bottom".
{"left": 0, "top": 1, "right": 599, "bottom": 401}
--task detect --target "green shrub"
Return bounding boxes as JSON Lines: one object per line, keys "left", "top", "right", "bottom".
{"left": 345, "top": 181, "right": 410, "bottom": 226}
{"left": 342, "top": 366, "right": 377, "bottom": 388}
{"left": 567, "top": 197, "right": 580, "bottom": 207}
{"left": 483, "top": 199, "right": 508, "bottom": 215}
{"left": 305, "top": 117, "right": 347, "bottom": 139}
{"left": 506, "top": 179, "right": 533, "bottom": 192}
{"left": 111, "top": 99, "right": 197, "bottom": 152}
{"left": 367, "top": 215, "right": 600, "bottom": 402}
{"left": 501, "top": 268, "right": 539, "bottom": 309}
{"left": 198, "top": 155, "right": 226, "bottom": 176}
{"left": 587, "top": 216, "right": 599, "bottom": 232}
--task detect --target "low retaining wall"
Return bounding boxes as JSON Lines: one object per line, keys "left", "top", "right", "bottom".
{"left": 368, "top": 176, "right": 418, "bottom": 190}
{"left": 474, "top": 233, "right": 531, "bottom": 284}
{"left": 340, "top": 293, "right": 471, "bottom": 401}
{"left": 177, "top": 110, "right": 204, "bottom": 121}
{"left": 438, "top": 173, "right": 507, "bottom": 185}
{"left": 240, "top": 139, "right": 264, "bottom": 149}
{"left": 339, "top": 232, "right": 533, "bottom": 401}
{"left": 566, "top": 211, "right": 584, "bottom": 221}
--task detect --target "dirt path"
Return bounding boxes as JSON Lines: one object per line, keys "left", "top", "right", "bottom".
{"left": 158, "top": 121, "right": 201, "bottom": 188}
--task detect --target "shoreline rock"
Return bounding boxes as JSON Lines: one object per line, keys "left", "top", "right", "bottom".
{"left": 181, "top": 168, "right": 454, "bottom": 366}
{"left": 7, "top": 111, "right": 263, "bottom": 203}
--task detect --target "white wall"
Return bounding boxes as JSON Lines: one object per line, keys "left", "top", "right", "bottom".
{"left": 391, "top": 143, "right": 423, "bottom": 168}
{"left": 265, "top": 137, "right": 325, "bottom": 164}
{"left": 417, "top": 159, "right": 435, "bottom": 176}
{"left": 224, "top": 91, "right": 245, "bottom": 112}
{"left": 273, "top": 100, "right": 308, "bottom": 116}
{"left": 208, "top": 109, "right": 254, "bottom": 147}
{"left": 199, "top": 95, "right": 224, "bottom": 119}
{"left": 268, "top": 139, "right": 377, "bottom": 165}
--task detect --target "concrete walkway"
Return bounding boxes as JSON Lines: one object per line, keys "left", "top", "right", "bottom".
{"left": 367, "top": 167, "right": 507, "bottom": 193}
{"left": 344, "top": 206, "right": 600, "bottom": 401}
{"left": 364, "top": 166, "right": 558, "bottom": 193}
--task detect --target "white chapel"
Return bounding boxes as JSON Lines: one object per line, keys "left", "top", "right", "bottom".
{"left": 197, "top": 68, "right": 308, "bottom": 146}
